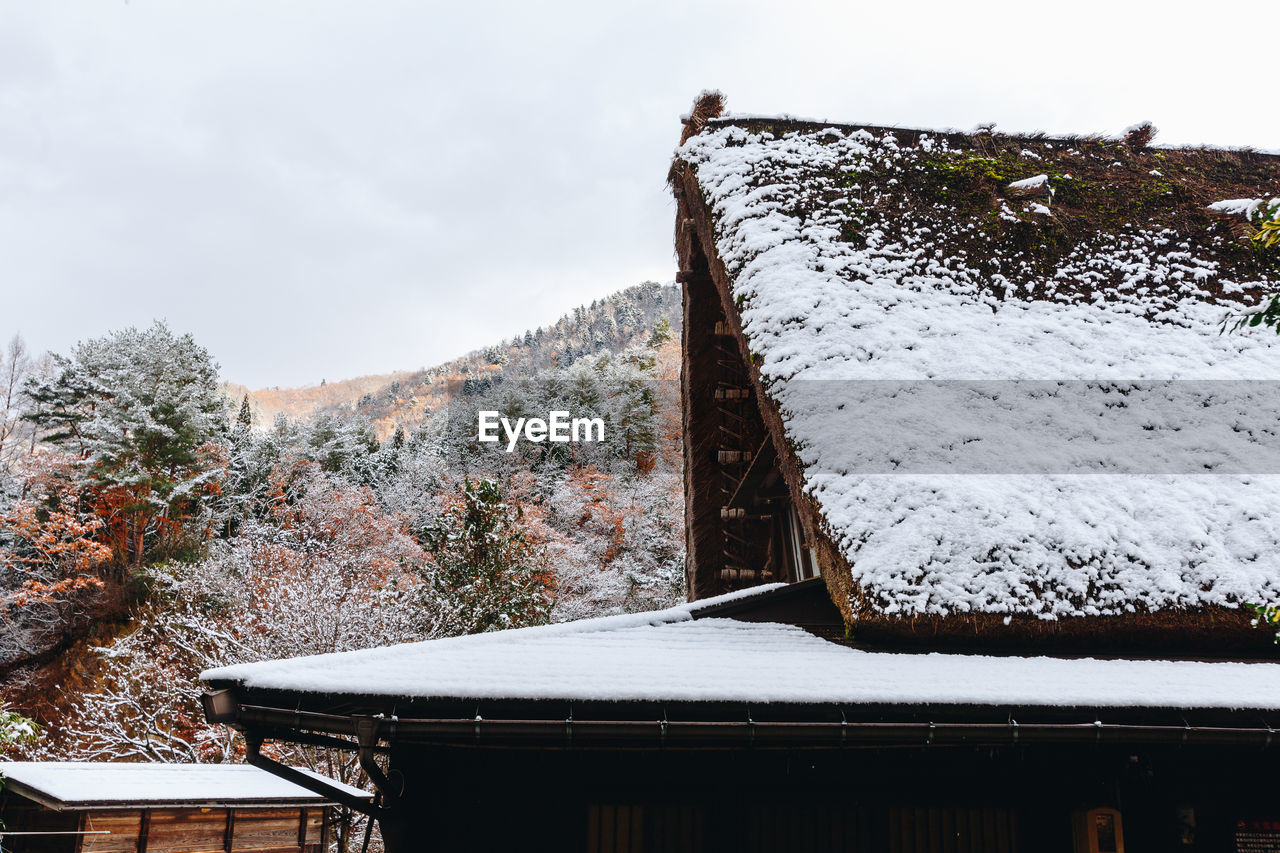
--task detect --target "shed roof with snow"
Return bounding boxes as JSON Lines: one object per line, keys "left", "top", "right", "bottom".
{"left": 0, "top": 762, "right": 369, "bottom": 810}
{"left": 669, "top": 93, "right": 1280, "bottom": 651}
{"left": 0, "top": 763, "right": 370, "bottom": 853}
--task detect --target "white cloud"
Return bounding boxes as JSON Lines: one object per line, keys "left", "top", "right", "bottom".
{"left": 2, "top": 0, "right": 1275, "bottom": 386}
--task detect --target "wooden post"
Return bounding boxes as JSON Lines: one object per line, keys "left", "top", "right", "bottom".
{"left": 223, "top": 808, "right": 235, "bottom": 853}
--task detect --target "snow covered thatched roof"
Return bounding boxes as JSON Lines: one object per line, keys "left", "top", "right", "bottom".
{"left": 202, "top": 596, "right": 1280, "bottom": 711}
{"left": 671, "top": 99, "right": 1280, "bottom": 642}
{"left": 0, "top": 762, "right": 369, "bottom": 810}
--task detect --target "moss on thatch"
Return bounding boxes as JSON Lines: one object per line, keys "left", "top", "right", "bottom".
{"left": 672, "top": 100, "right": 1280, "bottom": 653}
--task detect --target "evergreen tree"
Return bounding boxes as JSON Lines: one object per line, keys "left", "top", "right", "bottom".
{"left": 418, "top": 478, "right": 550, "bottom": 634}
{"left": 23, "top": 322, "right": 227, "bottom": 570}
{"left": 21, "top": 354, "right": 93, "bottom": 455}
{"left": 649, "top": 317, "right": 673, "bottom": 348}
{"left": 304, "top": 414, "right": 379, "bottom": 477}
{"left": 234, "top": 395, "right": 253, "bottom": 435}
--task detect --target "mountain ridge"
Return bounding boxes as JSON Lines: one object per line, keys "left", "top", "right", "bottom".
{"left": 224, "top": 281, "right": 680, "bottom": 437}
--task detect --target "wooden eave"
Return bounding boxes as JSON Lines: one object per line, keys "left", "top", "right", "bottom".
{"left": 0, "top": 779, "right": 340, "bottom": 812}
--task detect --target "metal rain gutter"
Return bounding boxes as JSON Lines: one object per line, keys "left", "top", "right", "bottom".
{"left": 204, "top": 690, "right": 1280, "bottom": 751}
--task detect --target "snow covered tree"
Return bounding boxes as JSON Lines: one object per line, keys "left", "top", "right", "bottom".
{"left": 0, "top": 335, "right": 33, "bottom": 479}
{"left": 609, "top": 348, "right": 659, "bottom": 470}
{"left": 23, "top": 323, "right": 228, "bottom": 571}
{"left": 302, "top": 414, "right": 380, "bottom": 479}
{"left": 417, "top": 478, "right": 551, "bottom": 635}
{"left": 43, "top": 599, "right": 238, "bottom": 764}
{"left": 33, "top": 472, "right": 430, "bottom": 768}
{"left": 648, "top": 317, "right": 672, "bottom": 349}
{"left": 233, "top": 394, "right": 253, "bottom": 435}
{"left": 0, "top": 704, "right": 38, "bottom": 755}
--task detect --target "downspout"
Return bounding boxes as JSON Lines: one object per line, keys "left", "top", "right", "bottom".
{"left": 203, "top": 689, "right": 392, "bottom": 820}
{"left": 352, "top": 715, "right": 402, "bottom": 805}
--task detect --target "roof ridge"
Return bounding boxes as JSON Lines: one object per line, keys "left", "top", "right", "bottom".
{"left": 701, "top": 114, "right": 1280, "bottom": 157}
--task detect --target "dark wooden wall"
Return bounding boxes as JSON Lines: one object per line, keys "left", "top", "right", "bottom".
{"left": 378, "top": 741, "right": 1280, "bottom": 853}
{"left": 0, "top": 793, "right": 79, "bottom": 853}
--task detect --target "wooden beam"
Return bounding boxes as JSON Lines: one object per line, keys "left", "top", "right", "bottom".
{"left": 719, "top": 566, "right": 770, "bottom": 584}
{"left": 725, "top": 438, "right": 778, "bottom": 510}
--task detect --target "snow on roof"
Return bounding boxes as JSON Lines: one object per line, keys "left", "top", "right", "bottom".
{"left": 1208, "top": 197, "right": 1278, "bottom": 217}
{"left": 676, "top": 119, "right": 1280, "bottom": 620}
{"left": 0, "top": 762, "right": 371, "bottom": 809}
{"left": 204, "top": 609, "right": 1280, "bottom": 711}
{"left": 1007, "top": 173, "right": 1050, "bottom": 192}
{"left": 201, "top": 588, "right": 782, "bottom": 691}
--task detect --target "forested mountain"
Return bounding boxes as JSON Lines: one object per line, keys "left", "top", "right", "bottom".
{"left": 0, "top": 280, "right": 686, "bottom": 833}
{"left": 228, "top": 281, "right": 680, "bottom": 437}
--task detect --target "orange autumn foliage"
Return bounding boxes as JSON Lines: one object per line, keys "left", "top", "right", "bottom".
{"left": 0, "top": 455, "right": 111, "bottom": 608}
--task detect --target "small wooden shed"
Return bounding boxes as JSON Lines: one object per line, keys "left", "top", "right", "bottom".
{"left": 0, "top": 762, "right": 369, "bottom": 853}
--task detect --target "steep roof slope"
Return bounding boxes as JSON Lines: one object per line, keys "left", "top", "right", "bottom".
{"left": 673, "top": 106, "right": 1280, "bottom": 637}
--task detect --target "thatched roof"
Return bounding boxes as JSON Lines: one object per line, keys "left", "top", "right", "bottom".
{"left": 671, "top": 94, "right": 1280, "bottom": 642}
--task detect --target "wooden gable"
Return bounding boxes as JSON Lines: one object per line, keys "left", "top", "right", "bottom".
{"left": 675, "top": 182, "right": 825, "bottom": 602}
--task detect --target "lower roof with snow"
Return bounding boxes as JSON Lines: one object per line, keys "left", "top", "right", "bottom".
{"left": 0, "top": 762, "right": 371, "bottom": 810}
{"left": 673, "top": 105, "right": 1280, "bottom": 624}
{"left": 202, "top": 596, "right": 1280, "bottom": 714}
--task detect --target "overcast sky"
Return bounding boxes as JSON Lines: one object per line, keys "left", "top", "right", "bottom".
{"left": 3, "top": 1, "right": 1276, "bottom": 388}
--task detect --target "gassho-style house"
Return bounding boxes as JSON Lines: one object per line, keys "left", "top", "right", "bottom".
{"left": 200, "top": 94, "right": 1280, "bottom": 851}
